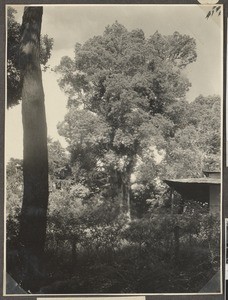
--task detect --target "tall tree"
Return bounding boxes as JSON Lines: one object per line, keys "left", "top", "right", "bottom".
{"left": 18, "top": 6, "right": 48, "bottom": 290}
{"left": 56, "top": 22, "right": 197, "bottom": 218}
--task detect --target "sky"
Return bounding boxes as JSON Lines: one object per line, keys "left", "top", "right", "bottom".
{"left": 5, "top": 4, "right": 223, "bottom": 162}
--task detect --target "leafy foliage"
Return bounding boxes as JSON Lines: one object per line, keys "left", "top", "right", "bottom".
{"left": 6, "top": 21, "right": 221, "bottom": 293}
{"left": 161, "top": 95, "right": 221, "bottom": 179}
{"left": 6, "top": 158, "right": 23, "bottom": 246}
{"left": 56, "top": 22, "right": 198, "bottom": 216}
{"left": 206, "top": 6, "right": 221, "bottom": 19}
{"left": 7, "top": 7, "right": 54, "bottom": 107}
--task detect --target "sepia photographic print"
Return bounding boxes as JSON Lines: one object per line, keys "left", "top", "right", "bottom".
{"left": 4, "top": 3, "right": 223, "bottom": 296}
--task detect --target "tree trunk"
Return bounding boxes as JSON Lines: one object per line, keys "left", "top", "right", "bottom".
{"left": 109, "top": 158, "right": 134, "bottom": 220}
{"left": 174, "top": 225, "right": 180, "bottom": 263}
{"left": 122, "top": 174, "right": 131, "bottom": 219}
{"left": 123, "top": 159, "right": 134, "bottom": 219}
{"left": 18, "top": 7, "right": 48, "bottom": 291}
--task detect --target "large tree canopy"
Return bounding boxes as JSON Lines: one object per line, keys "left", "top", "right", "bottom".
{"left": 56, "top": 22, "right": 197, "bottom": 217}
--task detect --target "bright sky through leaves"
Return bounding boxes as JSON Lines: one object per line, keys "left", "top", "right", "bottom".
{"left": 5, "top": 5, "right": 223, "bottom": 162}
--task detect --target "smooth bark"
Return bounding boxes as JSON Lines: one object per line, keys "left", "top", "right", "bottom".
{"left": 18, "top": 6, "right": 48, "bottom": 290}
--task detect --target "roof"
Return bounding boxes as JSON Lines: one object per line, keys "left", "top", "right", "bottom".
{"left": 164, "top": 177, "right": 220, "bottom": 185}
{"left": 203, "top": 170, "right": 220, "bottom": 174}
{"left": 203, "top": 170, "right": 220, "bottom": 178}
{"left": 163, "top": 177, "right": 220, "bottom": 202}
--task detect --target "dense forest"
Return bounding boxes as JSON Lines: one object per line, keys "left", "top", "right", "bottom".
{"left": 6, "top": 8, "right": 221, "bottom": 294}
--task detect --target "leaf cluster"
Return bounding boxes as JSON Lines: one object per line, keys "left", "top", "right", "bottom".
{"left": 7, "top": 7, "right": 54, "bottom": 107}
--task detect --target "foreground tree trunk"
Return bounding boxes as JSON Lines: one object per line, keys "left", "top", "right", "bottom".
{"left": 18, "top": 6, "right": 48, "bottom": 291}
